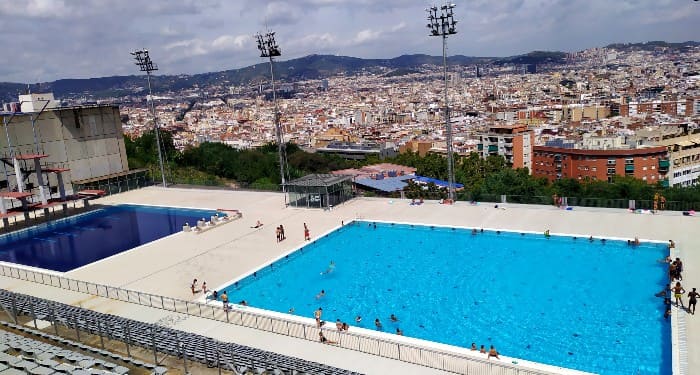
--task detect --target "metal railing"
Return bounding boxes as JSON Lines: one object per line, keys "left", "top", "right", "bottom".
{"left": 0, "top": 264, "right": 563, "bottom": 375}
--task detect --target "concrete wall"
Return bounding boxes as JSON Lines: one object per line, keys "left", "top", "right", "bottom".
{"left": 0, "top": 106, "right": 128, "bottom": 194}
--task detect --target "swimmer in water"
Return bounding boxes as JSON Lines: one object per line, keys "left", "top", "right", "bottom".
{"left": 321, "top": 261, "right": 336, "bottom": 275}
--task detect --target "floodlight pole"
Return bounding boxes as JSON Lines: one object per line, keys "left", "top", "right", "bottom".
{"left": 256, "top": 31, "right": 288, "bottom": 194}
{"left": 132, "top": 49, "right": 167, "bottom": 188}
{"left": 428, "top": 4, "right": 458, "bottom": 202}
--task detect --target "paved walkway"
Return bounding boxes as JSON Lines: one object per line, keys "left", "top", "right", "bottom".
{"left": 0, "top": 187, "right": 696, "bottom": 374}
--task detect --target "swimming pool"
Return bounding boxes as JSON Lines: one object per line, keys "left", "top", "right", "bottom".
{"left": 221, "top": 221, "right": 670, "bottom": 375}
{"left": 0, "top": 204, "right": 221, "bottom": 272}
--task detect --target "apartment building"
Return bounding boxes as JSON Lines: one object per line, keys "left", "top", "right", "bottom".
{"left": 532, "top": 146, "right": 669, "bottom": 184}
{"left": 477, "top": 124, "right": 534, "bottom": 172}
{"left": 656, "top": 134, "right": 700, "bottom": 187}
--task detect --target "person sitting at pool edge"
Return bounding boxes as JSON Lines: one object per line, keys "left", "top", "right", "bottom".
{"left": 479, "top": 345, "right": 486, "bottom": 354}
{"left": 319, "top": 331, "right": 336, "bottom": 344}
{"left": 488, "top": 345, "right": 500, "bottom": 360}
{"left": 470, "top": 343, "right": 477, "bottom": 351}
{"left": 336, "top": 319, "right": 343, "bottom": 331}
{"left": 655, "top": 284, "right": 671, "bottom": 298}
{"left": 375, "top": 318, "right": 382, "bottom": 329}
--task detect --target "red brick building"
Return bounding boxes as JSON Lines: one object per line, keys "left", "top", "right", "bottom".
{"left": 533, "top": 146, "right": 669, "bottom": 184}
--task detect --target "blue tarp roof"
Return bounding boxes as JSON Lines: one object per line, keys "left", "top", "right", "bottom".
{"left": 354, "top": 175, "right": 413, "bottom": 192}
{"left": 413, "top": 176, "right": 464, "bottom": 188}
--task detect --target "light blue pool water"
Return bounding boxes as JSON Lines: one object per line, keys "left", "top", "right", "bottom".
{"left": 0, "top": 204, "right": 221, "bottom": 272}
{"left": 222, "top": 221, "right": 671, "bottom": 375}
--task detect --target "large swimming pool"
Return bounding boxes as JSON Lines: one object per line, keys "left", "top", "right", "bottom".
{"left": 222, "top": 221, "right": 670, "bottom": 375}
{"left": 0, "top": 204, "right": 220, "bottom": 272}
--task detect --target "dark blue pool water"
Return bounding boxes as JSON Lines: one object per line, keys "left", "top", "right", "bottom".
{"left": 0, "top": 204, "right": 219, "bottom": 272}
{"left": 222, "top": 221, "right": 671, "bottom": 375}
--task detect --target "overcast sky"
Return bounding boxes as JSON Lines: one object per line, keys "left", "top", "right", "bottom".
{"left": 1, "top": 0, "right": 699, "bottom": 83}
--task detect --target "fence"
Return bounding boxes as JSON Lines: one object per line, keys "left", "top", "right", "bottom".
{"left": 0, "top": 264, "right": 563, "bottom": 375}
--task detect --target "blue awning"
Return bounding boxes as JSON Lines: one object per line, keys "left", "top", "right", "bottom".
{"left": 355, "top": 175, "right": 413, "bottom": 192}
{"left": 413, "top": 176, "right": 464, "bottom": 189}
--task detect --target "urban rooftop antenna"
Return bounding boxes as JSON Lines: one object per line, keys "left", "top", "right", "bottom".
{"left": 131, "top": 48, "right": 167, "bottom": 188}
{"left": 427, "top": 3, "right": 458, "bottom": 202}
{"left": 255, "top": 31, "right": 289, "bottom": 195}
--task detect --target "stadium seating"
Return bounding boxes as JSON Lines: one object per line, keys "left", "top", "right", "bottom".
{"left": 0, "top": 289, "right": 358, "bottom": 374}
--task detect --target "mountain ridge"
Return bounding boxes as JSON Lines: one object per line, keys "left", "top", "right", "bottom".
{"left": 2, "top": 40, "right": 697, "bottom": 101}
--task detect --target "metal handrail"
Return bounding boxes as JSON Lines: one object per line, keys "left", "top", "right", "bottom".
{"left": 0, "top": 264, "right": 564, "bottom": 375}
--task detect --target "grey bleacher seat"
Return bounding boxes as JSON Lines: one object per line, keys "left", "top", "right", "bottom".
{"left": 52, "top": 363, "right": 75, "bottom": 372}
{"left": 0, "top": 363, "right": 7, "bottom": 372}
{"left": 78, "top": 359, "right": 96, "bottom": 369}
{"left": 0, "top": 352, "right": 21, "bottom": 365}
{"left": 0, "top": 289, "right": 362, "bottom": 375}
{"left": 112, "top": 365, "right": 130, "bottom": 374}
{"left": 71, "top": 370, "right": 91, "bottom": 375}
{"left": 152, "top": 366, "right": 167, "bottom": 374}
{"left": 0, "top": 368, "right": 28, "bottom": 375}
{"left": 13, "top": 359, "right": 39, "bottom": 371}
{"left": 37, "top": 358, "right": 59, "bottom": 368}
{"left": 27, "top": 365, "right": 55, "bottom": 374}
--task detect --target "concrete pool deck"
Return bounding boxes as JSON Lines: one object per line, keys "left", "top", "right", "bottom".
{"left": 0, "top": 186, "right": 696, "bottom": 374}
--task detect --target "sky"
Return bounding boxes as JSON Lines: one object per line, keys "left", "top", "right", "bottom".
{"left": 1, "top": 0, "right": 699, "bottom": 83}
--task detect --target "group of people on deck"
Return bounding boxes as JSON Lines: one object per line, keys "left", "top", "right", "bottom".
{"left": 657, "top": 248, "right": 698, "bottom": 318}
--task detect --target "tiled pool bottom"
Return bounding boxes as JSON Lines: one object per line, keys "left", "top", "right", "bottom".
{"left": 0, "top": 204, "right": 221, "bottom": 272}
{"left": 222, "top": 221, "right": 671, "bottom": 375}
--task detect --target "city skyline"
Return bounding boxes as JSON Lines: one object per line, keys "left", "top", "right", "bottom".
{"left": 0, "top": 0, "right": 699, "bottom": 83}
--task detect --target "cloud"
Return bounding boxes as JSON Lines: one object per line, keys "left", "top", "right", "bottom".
{"left": 351, "top": 29, "right": 381, "bottom": 45}
{"left": 1, "top": 0, "right": 699, "bottom": 83}
{"left": 212, "top": 35, "right": 251, "bottom": 51}
{"left": 0, "top": 0, "right": 68, "bottom": 18}
{"left": 263, "top": 2, "right": 304, "bottom": 26}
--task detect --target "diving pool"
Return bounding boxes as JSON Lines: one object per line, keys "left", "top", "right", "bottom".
{"left": 0, "top": 204, "right": 221, "bottom": 272}
{"left": 221, "top": 221, "right": 670, "bottom": 375}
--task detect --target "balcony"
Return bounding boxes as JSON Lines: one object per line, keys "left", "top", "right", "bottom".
{"left": 488, "top": 145, "right": 498, "bottom": 153}
{"left": 625, "top": 165, "right": 634, "bottom": 173}
{"left": 477, "top": 144, "right": 483, "bottom": 151}
{"left": 660, "top": 179, "right": 670, "bottom": 188}
{"left": 659, "top": 159, "right": 670, "bottom": 171}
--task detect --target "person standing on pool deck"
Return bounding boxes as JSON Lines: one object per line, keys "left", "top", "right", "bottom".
{"left": 314, "top": 307, "right": 323, "bottom": 327}
{"left": 688, "top": 288, "right": 699, "bottom": 314}
{"left": 280, "top": 225, "right": 286, "bottom": 240}
{"left": 304, "top": 223, "right": 310, "bottom": 241}
{"left": 673, "top": 282, "right": 686, "bottom": 307}
{"left": 191, "top": 279, "right": 198, "bottom": 294}
{"left": 221, "top": 290, "right": 229, "bottom": 309}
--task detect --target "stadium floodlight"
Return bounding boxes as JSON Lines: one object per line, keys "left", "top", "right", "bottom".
{"left": 131, "top": 48, "right": 167, "bottom": 188}
{"left": 255, "top": 31, "right": 289, "bottom": 194}
{"left": 427, "top": 3, "right": 458, "bottom": 202}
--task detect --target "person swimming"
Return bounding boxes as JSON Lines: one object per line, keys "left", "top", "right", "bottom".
{"left": 390, "top": 314, "right": 398, "bottom": 322}
{"left": 321, "top": 261, "right": 336, "bottom": 275}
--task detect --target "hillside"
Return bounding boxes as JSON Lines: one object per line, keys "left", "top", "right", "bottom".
{"left": 606, "top": 41, "right": 700, "bottom": 52}
{"left": 0, "top": 53, "right": 493, "bottom": 101}
{"left": 0, "top": 46, "right": 640, "bottom": 101}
